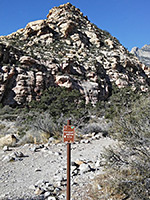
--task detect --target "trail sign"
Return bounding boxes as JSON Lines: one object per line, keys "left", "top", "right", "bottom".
{"left": 63, "top": 125, "right": 75, "bottom": 143}
{"left": 64, "top": 120, "right": 75, "bottom": 200}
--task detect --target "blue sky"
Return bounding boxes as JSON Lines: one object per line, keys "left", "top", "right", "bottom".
{"left": 0, "top": 0, "right": 150, "bottom": 51}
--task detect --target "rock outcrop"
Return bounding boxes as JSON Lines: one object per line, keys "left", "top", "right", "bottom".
{"left": 131, "top": 45, "right": 150, "bottom": 77}
{"left": 131, "top": 45, "right": 150, "bottom": 66}
{"left": 0, "top": 3, "right": 150, "bottom": 106}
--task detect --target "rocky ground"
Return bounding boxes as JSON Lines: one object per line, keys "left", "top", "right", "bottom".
{"left": 0, "top": 133, "right": 117, "bottom": 200}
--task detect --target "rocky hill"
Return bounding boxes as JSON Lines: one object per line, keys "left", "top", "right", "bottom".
{"left": 0, "top": 2, "right": 150, "bottom": 106}
{"left": 131, "top": 44, "right": 150, "bottom": 67}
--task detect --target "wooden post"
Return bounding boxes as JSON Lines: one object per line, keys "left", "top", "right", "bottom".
{"left": 67, "top": 119, "right": 71, "bottom": 200}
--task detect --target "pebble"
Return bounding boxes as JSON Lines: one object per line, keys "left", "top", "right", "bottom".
{"left": 30, "top": 146, "right": 38, "bottom": 152}
{"left": 48, "top": 137, "right": 55, "bottom": 143}
{"left": 47, "top": 197, "right": 56, "bottom": 200}
{"left": 0, "top": 194, "right": 7, "bottom": 199}
{"left": 54, "top": 187, "right": 61, "bottom": 194}
{"left": 35, "top": 179, "right": 45, "bottom": 186}
{"left": 3, "top": 145, "right": 10, "bottom": 152}
{"left": 80, "top": 139, "right": 90, "bottom": 144}
{"left": 14, "top": 151, "right": 25, "bottom": 158}
{"left": 95, "top": 160, "right": 100, "bottom": 168}
{"left": 41, "top": 147, "right": 49, "bottom": 152}
{"left": 58, "top": 193, "right": 65, "bottom": 199}
{"left": 46, "top": 185, "right": 55, "bottom": 192}
{"left": 29, "top": 184, "right": 36, "bottom": 190}
{"left": 44, "top": 191, "right": 51, "bottom": 198}
{"left": 48, "top": 150, "right": 53, "bottom": 155}
{"left": 34, "top": 187, "right": 44, "bottom": 195}
{"left": 54, "top": 152, "right": 61, "bottom": 156}
{"left": 34, "top": 168, "right": 42, "bottom": 172}
{"left": 79, "top": 163, "right": 91, "bottom": 174}
{"left": 2, "top": 155, "right": 15, "bottom": 162}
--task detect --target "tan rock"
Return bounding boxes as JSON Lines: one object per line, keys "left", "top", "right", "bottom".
{"left": 115, "top": 79, "right": 128, "bottom": 88}
{"left": 75, "top": 160, "right": 84, "bottom": 166}
{"left": 111, "top": 63, "right": 117, "bottom": 69}
{"left": 105, "top": 38, "right": 114, "bottom": 48}
{"left": 34, "top": 187, "right": 44, "bottom": 195}
{"left": 2, "top": 66, "right": 9, "bottom": 73}
{"left": 70, "top": 33, "right": 80, "bottom": 41}
{"left": 55, "top": 75, "right": 72, "bottom": 88}
{"left": 24, "top": 20, "right": 45, "bottom": 36}
{"left": 0, "top": 134, "right": 17, "bottom": 147}
{"left": 60, "top": 21, "right": 77, "bottom": 38}
{"left": 19, "top": 56, "right": 38, "bottom": 66}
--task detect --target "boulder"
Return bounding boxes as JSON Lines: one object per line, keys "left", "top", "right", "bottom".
{"left": 0, "top": 134, "right": 17, "bottom": 147}
{"left": 60, "top": 21, "right": 77, "bottom": 38}
{"left": 19, "top": 56, "right": 38, "bottom": 66}
{"left": 105, "top": 38, "right": 114, "bottom": 48}
{"left": 24, "top": 20, "right": 51, "bottom": 37}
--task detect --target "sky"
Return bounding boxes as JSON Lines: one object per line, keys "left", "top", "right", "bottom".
{"left": 0, "top": 0, "right": 150, "bottom": 51}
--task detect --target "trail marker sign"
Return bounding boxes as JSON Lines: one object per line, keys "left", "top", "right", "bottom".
{"left": 63, "top": 120, "right": 75, "bottom": 200}
{"left": 63, "top": 125, "right": 75, "bottom": 143}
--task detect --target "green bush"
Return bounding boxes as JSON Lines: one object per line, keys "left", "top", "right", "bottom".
{"left": 29, "top": 86, "right": 86, "bottom": 120}
{"left": 103, "top": 85, "right": 142, "bottom": 120}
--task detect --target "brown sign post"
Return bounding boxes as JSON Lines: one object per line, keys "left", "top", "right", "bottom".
{"left": 63, "top": 123, "right": 75, "bottom": 143}
{"left": 63, "top": 120, "right": 75, "bottom": 200}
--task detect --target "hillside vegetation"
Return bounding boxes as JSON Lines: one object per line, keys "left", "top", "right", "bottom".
{"left": 88, "top": 92, "right": 150, "bottom": 200}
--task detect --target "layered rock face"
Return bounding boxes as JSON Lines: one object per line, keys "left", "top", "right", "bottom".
{"left": 131, "top": 45, "right": 150, "bottom": 66}
{"left": 0, "top": 3, "right": 150, "bottom": 106}
{"left": 131, "top": 45, "right": 150, "bottom": 77}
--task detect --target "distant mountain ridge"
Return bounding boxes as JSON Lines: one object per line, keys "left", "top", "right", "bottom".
{"left": 131, "top": 44, "right": 150, "bottom": 66}
{"left": 0, "top": 3, "right": 149, "bottom": 106}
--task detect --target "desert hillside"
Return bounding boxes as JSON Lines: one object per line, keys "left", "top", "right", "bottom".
{"left": 0, "top": 2, "right": 149, "bottom": 106}
{"left": 0, "top": 3, "right": 150, "bottom": 200}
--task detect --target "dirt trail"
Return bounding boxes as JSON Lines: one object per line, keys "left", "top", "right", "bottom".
{"left": 0, "top": 136, "right": 116, "bottom": 200}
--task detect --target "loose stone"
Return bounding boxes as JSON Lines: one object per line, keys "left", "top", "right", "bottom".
{"left": 3, "top": 145, "right": 10, "bottom": 152}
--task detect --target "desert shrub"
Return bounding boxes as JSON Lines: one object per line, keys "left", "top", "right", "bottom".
{"left": 103, "top": 85, "right": 142, "bottom": 120}
{"left": 0, "top": 87, "right": 91, "bottom": 143}
{"left": 56, "top": 110, "right": 90, "bottom": 131}
{"left": 111, "top": 94, "right": 150, "bottom": 140}
{"left": 103, "top": 30, "right": 112, "bottom": 37}
{"left": 82, "top": 122, "right": 103, "bottom": 135}
{"left": 0, "top": 124, "right": 6, "bottom": 130}
{"left": 32, "top": 112, "right": 58, "bottom": 138}
{"left": 17, "top": 131, "right": 36, "bottom": 145}
{"left": 96, "top": 95, "right": 150, "bottom": 199}
{"left": 17, "top": 113, "right": 59, "bottom": 145}
{"left": 17, "top": 126, "right": 29, "bottom": 138}
{"left": 0, "top": 104, "right": 29, "bottom": 121}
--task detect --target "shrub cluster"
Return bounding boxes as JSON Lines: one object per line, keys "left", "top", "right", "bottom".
{"left": 29, "top": 86, "right": 86, "bottom": 119}
{"left": 0, "top": 86, "right": 90, "bottom": 142}
{"left": 91, "top": 94, "right": 150, "bottom": 199}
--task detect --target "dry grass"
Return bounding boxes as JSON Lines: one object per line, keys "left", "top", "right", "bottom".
{"left": 86, "top": 170, "right": 131, "bottom": 200}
